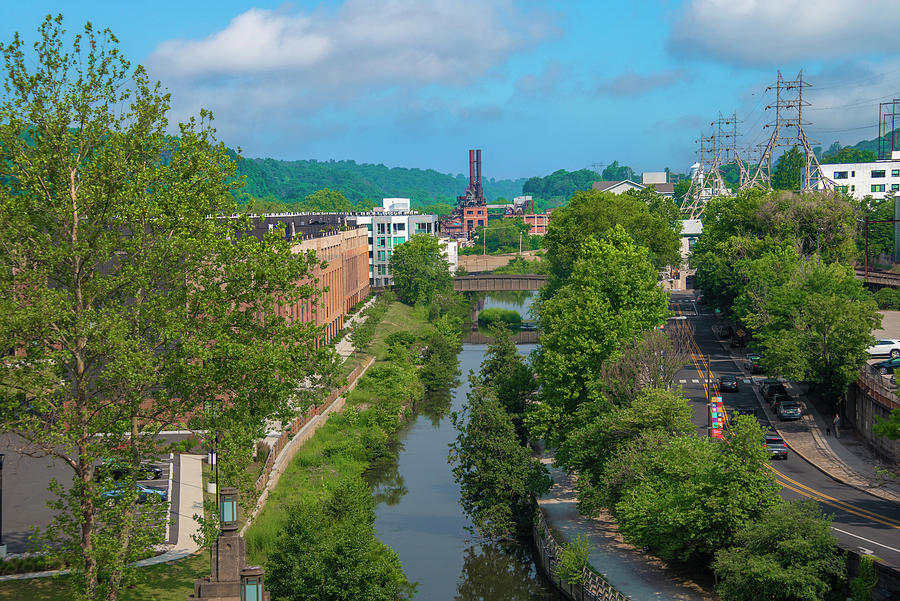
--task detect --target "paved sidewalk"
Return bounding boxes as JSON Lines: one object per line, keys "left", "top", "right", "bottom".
{"left": 537, "top": 454, "right": 716, "bottom": 601}
{"left": 334, "top": 296, "right": 376, "bottom": 362}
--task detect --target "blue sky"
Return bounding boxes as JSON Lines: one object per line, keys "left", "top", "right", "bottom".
{"left": 4, "top": 1, "right": 900, "bottom": 179}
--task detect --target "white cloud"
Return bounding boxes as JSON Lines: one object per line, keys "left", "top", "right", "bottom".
{"left": 146, "top": 1, "right": 556, "bottom": 154}
{"left": 669, "top": 0, "right": 900, "bottom": 65}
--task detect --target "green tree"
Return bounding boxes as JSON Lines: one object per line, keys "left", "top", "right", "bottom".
{"left": 449, "top": 379, "right": 552, "bottom": 539}
{"left": 267, "top": 477, "right": 413, "bottom": 601}
{"left": 713, "top": 500, "right": 845, "bottom": 601}
{"left": 534, "top": 228, "right": 670, "bottom": 442}
{"left": 873, "top": 408, "right": 900, "bottom": 439}
{"left": 544, "top": 189, "right": 681, "bottom": 287}
{"left": 772, "top": 146, "right": 804, "bottom": 190}
{"left": 744, "top": 258, "right": 881, "bottom": 400}
{"left": 822, "top": 146, "right": 877, "bottom": 164}
{"left": 606, "top": 417, "right": 780, "bottom": 562}
{"left": 480, "top": 325, "right": 537, "bottom": 441}
{"left": 474, "top": 218, "right": 532, "bottom": 253}
{"left": 390, "top": 234, "right": 452, "bottom": 305}
{"left": 0, "top": 17, "right": 334, "bottom": 599}
{"left": 299, "top": 188, "right": 357, "bottom": 212}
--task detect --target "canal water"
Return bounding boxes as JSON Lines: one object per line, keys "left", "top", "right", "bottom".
{"left": 366, "top": 293, "right": 560, "bottom": 600}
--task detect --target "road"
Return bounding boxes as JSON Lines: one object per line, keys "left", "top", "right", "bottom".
{"left": 669, "top": 292, "right": 900, "bottom": 568}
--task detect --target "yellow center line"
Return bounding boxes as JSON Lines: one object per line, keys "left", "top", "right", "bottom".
{"left": 776, "top": 476, "right": 900, "bottom": 530}
{"left": 768, "top": 465, "right": 900, "bottom": 529}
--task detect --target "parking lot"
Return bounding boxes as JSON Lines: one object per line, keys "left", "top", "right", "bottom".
{"left": 0, "top": 435, "right": 182, "bottom": 553}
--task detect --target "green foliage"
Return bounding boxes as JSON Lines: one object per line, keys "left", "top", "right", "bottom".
{"left": 544, "top": 189, "right": 681, "bottom": 284}
{"left": 607, "top": 418, "right": 781, "bottom": 562}
{"left": 600, "top": 160, "right": 635, "bottom": 182}
{"left": 744, "top": 258, "right": 880, "bottom": 399}
{"left": 235, "top": 156, "right": 525, "bottom": 207}
{"left": 873, "top": 287, "right": 900, "bottom": 310}
{"left": 554, "top": 535, "right": 591, "bottom": 585}
{"left": 0, "top": 16, "right": 334, "bottom": 599}
{"left": 449, "top": 379, "right": 552, "bottom": 539}
{"left": 850, "top": 554, "right": 879, "bottom": 601}
{"left": 390, "top": 234, "right": 452, "bottom": 305}
{"left": 419, "top": 318, "right": 463, "bottom": 393}
{"left": 477, "top": 307, "right": 522, "bottom": 327}
{"left": 713, "top": 500, "right": 845, "bottom": 601}
{"left": 555, "top": 386, "right": 695, "bottom": 515}
{"left": 822, "top": 146, "right": 878, "bottom": 164}
{"left": 534, "top": 228, "right": 670, "bottom": 442}
{"left": 522, "top": 168, "right": 601, "bottom": 204}
{"left": 297, "top": 188, "right": 358, "bottom": 212}
{"left": 493, "top": 256, "right": 549, "bottom": 274}
{"left": 350, "top": 293, "right": 392, "bottom": 352}
{"left": 874, "top": 408, "right": 900, "bottom": 439}
{"left": 267, "top": 477, "right": 413, "bottom": 601}
{"left": 473, "top": 217, "right": 535, "bottom": 253}
{"left": 480, "top": 326, "right": 537, "bottom": 442}
{"left": 772, "top": 146, "right": 804, "bottom": 190}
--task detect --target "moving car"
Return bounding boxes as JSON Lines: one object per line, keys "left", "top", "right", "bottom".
{"left": 866, "top": 339, "right": 900, "bottom": 358}
{"left": 871, "top": 356, "right": 900, "bottom": 375}
{"left": 765, "top": 434, "right": 788, "bottom": 460}
{"left": 97, "top": 460, "right": 163, "bottom": 481}
{"left": 718, "top": 374, "right": 739, "bottom": 392}
{"left": 777, "top": 400, "right": 802, "bottom": 421}
{"left": 745, "top": 353, "right": 764, "bottom": 374}
{"left": 102, "top": 482, "right": 167, "bottom": 504}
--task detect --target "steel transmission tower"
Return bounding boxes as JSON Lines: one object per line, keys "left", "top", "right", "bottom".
{"left": 878, "top": 99, "right": 900, "bottom": 160}
{"left": 743, "top": 71, "right": 832, "bottom": 191}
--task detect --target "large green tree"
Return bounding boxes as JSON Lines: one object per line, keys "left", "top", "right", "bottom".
{"left": 389, "top": 234, "right": 452, "bottom": 305}
{"left": 744, "top": 258, "right": 880, "bottom": 399}
{"left": 543, "top": 189, "right": 681, "bottom": 290}
{"left": 772, "top": 146, "right": 804, "bottom": 190}
{"left": 0, "top": 17, "right": 333, "bottom": 599}
{"left": 713, "top": 500, "right": 845, "bottom": 601}
{"left": 606, "top": 417, "right": 781, "bottom": 562}
{"left": 533, "top": 227, "right": 670, "bottom": 442}
{"left": 299, "top": 188, "right": 357, "bottom": 212}
{"left": 449, "top": 378, "right": 551, "bottom": 539}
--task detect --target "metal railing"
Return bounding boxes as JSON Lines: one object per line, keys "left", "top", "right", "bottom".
{"left": 532, "top": 507, "right": 629, "bottom": 601}
{"left": 857, "top": 366, "right": 900, "bottom": 411}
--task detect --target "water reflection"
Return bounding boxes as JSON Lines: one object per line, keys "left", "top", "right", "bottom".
{"left": 420, "top": 388, "right": 453, "bottom": 427}
{"left": 367, "top": 453, "right": 408, "bottom": 507}
{"left": 455, "top": 542, "right": 563, "bottom": 601}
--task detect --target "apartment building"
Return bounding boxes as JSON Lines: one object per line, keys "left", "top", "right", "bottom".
{"left": 815, "top": 152, "right": 900, "bottom": 199}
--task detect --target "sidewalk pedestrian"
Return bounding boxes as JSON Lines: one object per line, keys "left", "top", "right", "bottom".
{"left": 833, "top": 413, "right": 841, "bottom": 438}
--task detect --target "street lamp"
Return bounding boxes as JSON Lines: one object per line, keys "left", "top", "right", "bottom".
{"left": 241, "top": 566, "right": 265, "bottom": 601}
{"left": 219, "top": 487, "right": 239, "bottom": 532}
{"left": 0, "top": 453, "right": 5, "bottom": 558}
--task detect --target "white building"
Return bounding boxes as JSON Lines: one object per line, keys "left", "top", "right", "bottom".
{"left": 439, "top": 237, "right": 459, "bottom": 275}
{"left": 349, "top": 198, "right": 441, "bottom": 288}
{"left": 816, "top": 151, "right": 900, "bottom": 199}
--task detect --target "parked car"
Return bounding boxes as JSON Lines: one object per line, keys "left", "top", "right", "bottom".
{"left": 778, "top": 400, "right": 802, "bottom": 420}
{"left": 718, "top": 374, "right": 739, "bottom": 392}
{"left": 758, "top": 377, "right": 780, "bottom": 394}
{"left": 97, "top": 460, "right": 163, "bottom": 482}
{"left": 772, "top": 393, "right": 793, "bottom": 413}
{"left": 102, "top": 482, "right": 167, "bottom": 504}
{"left": 764, "top": 383, "right": 788, "bottom": 404}
{"left": 866, "top": 339, "right": 900, "bottom": 358}
{"left": 765, "top": 434, "right": 788, "bottom": 460}
{"left": 745, "top": 353, "right": 764, "bottom": 374}
{"left": 872, "top": 356, "right": 900, "bottom": 375}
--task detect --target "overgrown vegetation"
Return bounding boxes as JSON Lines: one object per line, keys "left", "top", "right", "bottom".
{"left": 477, "top": 307, "right": 522, "bottom": 328}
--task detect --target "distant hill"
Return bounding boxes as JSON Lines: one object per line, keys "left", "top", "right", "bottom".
{"left": 824, "top": 128, "right": 900, "bottom": 160}
{"left": 232, "top": 154, "right": 527, "bottom": 209}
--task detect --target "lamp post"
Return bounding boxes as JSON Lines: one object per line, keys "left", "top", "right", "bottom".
{"left": 240, "top": 566, "right": 265, "bottom": 601}
{"left": 0, "top": 453, "right": 4, "bottom": 558}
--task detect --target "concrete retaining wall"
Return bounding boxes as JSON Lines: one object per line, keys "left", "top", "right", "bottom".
{"left": 846, "top": 381, "right": 900, "bottom": 463}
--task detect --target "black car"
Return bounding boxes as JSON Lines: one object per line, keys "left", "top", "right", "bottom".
{"left": 718, "top": 374, "right": 739, "bottom": 392}
{"left": 765, "top": 434, "right": 788, "bottom": 460}
{"left": 764, "top": 383, "right": 788, "bottom": 404}
{"left": 745, "top": 353, "right": 764, "bottom": 374}
{"left": 98, "top": 460, "right": 163, "bottom": 481}
{"left": 713, "top": 325, "right": 734, "bottom": 340}
{"left": 872, "top": 356, "right": 900, "bottom": 375}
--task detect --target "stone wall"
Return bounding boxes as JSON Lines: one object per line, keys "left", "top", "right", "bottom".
{"left": 846, "top": 377, "right": 900, "bottom": 463}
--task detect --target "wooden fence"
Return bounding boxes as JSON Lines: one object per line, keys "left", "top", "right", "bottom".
{"left": 254, "top": 358, "right": 374, "bottom": 491}
{"left": 532, "top": 507, "right": 630, "bottom": 601}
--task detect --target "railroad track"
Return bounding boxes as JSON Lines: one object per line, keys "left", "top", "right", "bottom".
{"left": 855, "top": 268, "right": 900, "bottom": 286}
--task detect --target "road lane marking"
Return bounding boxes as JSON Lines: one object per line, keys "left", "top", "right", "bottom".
{"left": 773, "top": 472, "right": 900, "bottom": 530}
{"left": 692, "top": 379, "right": 699, "bottom": 383}
{"left": 679, "top": 379, "right": 687, "bottom": 384}
{"left": 831, "top": 527, "right": 900, "bottom": 554}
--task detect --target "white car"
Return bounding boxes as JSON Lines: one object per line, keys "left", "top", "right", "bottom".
{"left": 866, "top": 339, "right": 900, "bottom": 358}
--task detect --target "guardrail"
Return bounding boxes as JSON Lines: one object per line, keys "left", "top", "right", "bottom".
{"left": 532, "top": 506, "right": 629, "bottom": 601}
{"left": 856, "top": 366, "right": 900, "bottom": 411}
{"left": 255, "top": 358, "right": 374, "bottom": 491}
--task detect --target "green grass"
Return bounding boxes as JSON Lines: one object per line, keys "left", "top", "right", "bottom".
{"left": 0, "top": 553, "right": 208, "bottom": 601}
{"left": 367, "top": 302, "right": 428, "bottom": 360}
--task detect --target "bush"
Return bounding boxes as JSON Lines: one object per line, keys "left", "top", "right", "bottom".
{"left": 874, "top": 287, "right": 900, "bottom": 310}
{"left": 478, "top": 307, "right": 522, "bottom": 327}
{"left": 554, "top": 535, "right": 591, "bottom": 585}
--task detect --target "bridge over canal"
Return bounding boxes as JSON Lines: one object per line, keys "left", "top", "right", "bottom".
{"left": 453, "top": 274, "right": 547, "bottom": 292}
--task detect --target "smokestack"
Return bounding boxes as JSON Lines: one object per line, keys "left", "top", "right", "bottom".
{"left": 468, "top": 149, "right": 475, "bottom": 188}
{"left": 476, "top": 149, "right": 482, "bottom": 187}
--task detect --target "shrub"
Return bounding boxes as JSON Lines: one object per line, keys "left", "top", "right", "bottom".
{"left": 478, "top": 307, "right": 522, "bottom": 327}
{"left": 874, "top": 287, "right": 900, "bottom": 310}
{"left": 554, "top": 535, "right": 591, "bottom": 585}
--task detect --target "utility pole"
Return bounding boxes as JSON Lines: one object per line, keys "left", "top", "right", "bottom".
{"left": 743, "top": 71, "right": 832, "bottom": 191}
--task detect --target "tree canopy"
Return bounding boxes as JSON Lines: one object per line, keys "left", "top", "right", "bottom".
{"left": 389, "top": 234, "right": 453, "bottom": 305}
{"left": 0, "top": 16, "right": 334, "bottom": 598}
